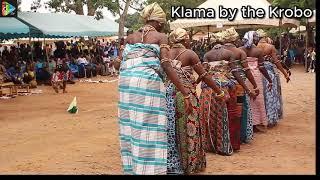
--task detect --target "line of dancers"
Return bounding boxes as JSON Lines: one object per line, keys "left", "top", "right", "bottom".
{"left": 116, "top": 3, "right": 291, "bottom": 175}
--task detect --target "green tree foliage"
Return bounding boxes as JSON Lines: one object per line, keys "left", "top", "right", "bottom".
{"left": 271, "top": 0, "right": 315, "bottom": 45}
{"left": 117, "top": 0, "right": 207, "bottom": 34}
{"left": 116, "top": 12, "right": 143, "bottom": 31}
{"left": 272, "top": 0, "right": 315, "bottom": 9}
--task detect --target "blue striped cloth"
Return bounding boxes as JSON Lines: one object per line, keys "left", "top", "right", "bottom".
{"left": 118, "top": 43, "right": 168, "bottom": 175}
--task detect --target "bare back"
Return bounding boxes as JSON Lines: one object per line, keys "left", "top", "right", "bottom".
{"left": 239, "top": 45, "right": 263, "bottom": 59}
{"left": 257, "top": 42, "right": 276, "bottom": 57}
{"left": 224, "top": 45, "right": 247, "bottom": 60}
{"left": 168, "top": 48, "right": 198, "bottom": 67}
{"left": 204, "top": 48, "right": 234, "bottom": 62}
{"left": 126, "top": 31, "right": 166, "bottom": 45}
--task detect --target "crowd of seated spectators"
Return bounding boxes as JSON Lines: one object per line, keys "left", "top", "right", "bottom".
{"left": 0, "top": 38, "right": 121, "bottom": 89}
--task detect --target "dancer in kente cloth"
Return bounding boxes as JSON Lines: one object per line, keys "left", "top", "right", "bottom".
{"left": 114, "top": 3, "right": 192, "bottom": 175}
{"left": 167, "top": 28, "right": 226, "bottom": 174}
{"left": 222, "top": 28, "right": 260, "bottom": 142}
{"left": 256, "top": 29, "right": 291, "bottom": 127}
{"left": 200, "top": 31, "right": 256, "bottom": 153}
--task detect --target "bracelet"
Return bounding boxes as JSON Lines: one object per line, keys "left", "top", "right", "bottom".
{"left": 184, "top": 94, "right": 191, "bottom": 99}
{"left": 198, "top": 72, "right": 208, "bottom": 80}
{"left": 246, "top": 90, "right": 252, "bottom": 94}
{"left": 240, "top": 59, "right": 248, "bottom": 64}
{"left": 230, "top": 68, "right": 242, "bottom": 73}
{"left": 274, "top": 60, "right": 281, "bottom": 64}
{"left": 160, "top": 58, "right": 171, "bottom": 64}
{"left": 216, "top": 91, "right": 225, "bottom": 98}
{"left": 193, "top": 62, "right": 202, "bottom": 68}
{"left": 160, "top": 44, "right": 170, "bottom": 51}
{"left": 115, "top": 58, "right": 121, "bottom": 63}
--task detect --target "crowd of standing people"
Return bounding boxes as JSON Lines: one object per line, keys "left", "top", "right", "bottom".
{"left": 115, "top": 2, "right": 296, "bottom": 175}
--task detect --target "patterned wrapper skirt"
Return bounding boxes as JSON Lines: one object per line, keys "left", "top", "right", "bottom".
{"left": 240, "top": 93, "right": 253, "bottom": 143}
{"left": 118, "top": 44, "right": 167, "bottom": 175}
{"left": 263, "top": 61, "right": 283, "bottom": 126}
{"left": 238, "top": 71, "right": 253, "bottom": 144}
{"left": 227, "top": 85, "right": 243, "bottom": 151}
{"left": 247, "top": 60, "right": 268, "bottom": 126}
{"left": 166, "top": 84, "right": 184, "bottom": 175}
{"left": 199, "top": 87, "right": 233, "bottom": 155}
{"left": 175, "top": 90, "right": 206, "bottom": 174}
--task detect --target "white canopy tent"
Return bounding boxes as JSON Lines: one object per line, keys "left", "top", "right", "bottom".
{"left": 289, "top": 26, "right": 307, "bottom": 34}
{"left": 170, "top": 0, "right": 300, "bottom": 31}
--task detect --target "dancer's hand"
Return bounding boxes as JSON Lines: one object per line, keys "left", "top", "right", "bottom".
{"left": 249, "top": 91, "right": 257, "bottom": 100}
{"left": 254, "top": 88, "right": 260, "bottom": 97}
{"left": 285, "top": 75, "right": 290, "bottom": 83}
{"left": 268, "top": 82, "right": 273, "bottom": 91}
{"left": 216, "top": 90, "right": 230, "bottom": 102}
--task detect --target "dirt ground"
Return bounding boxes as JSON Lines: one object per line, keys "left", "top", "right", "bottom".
{"left": 0, "top": 65, "right": 315, "bottom": 175}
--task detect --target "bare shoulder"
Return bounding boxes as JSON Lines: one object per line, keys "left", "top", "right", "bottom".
{"left": 186, "top": 49, "right": 198, "bottom": 58}
{"left": 238, "top": 47, "right": 246, "bottom": 54}
{"left": 223, "top": 48, "right": 234, "bottom": 55}
{"left": 255, "top": 47, "right": 263, "bottom": 54}
{"left": 126, "top": 32, "right": 140, "bottom": 44}
{"left": 157, "top": 32, "right": 168, "bottom": 44}
{"left": 204, "top": 50, "right": 213, "bottom": 58}
{"left": 238, "top": 48, "right": 247, "bottom": 58}
{"left": 126, "top": 34, "right": 134, "bottom": 43}
{"left": 268, "top": 44, "right": 277, "bottom": 51}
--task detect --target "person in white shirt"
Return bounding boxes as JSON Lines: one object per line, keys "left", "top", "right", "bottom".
{"left": 76, "top": 54, "right": 89, "bottom": 65}
{"left": 309, "top": 48, "right": 316, "bottom": 73}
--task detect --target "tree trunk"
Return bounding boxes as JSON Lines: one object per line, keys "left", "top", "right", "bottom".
{"left": 118, "top": 0, "right": 131, "bottom": 39}
{"left": 87, "top": 0, "right": 96, "bottom": 16}
{"left": 75, "top": 0, "right": 84, "bottom": 15}
{"left": 64, "top": 0, "right": 84, "bottom": 15}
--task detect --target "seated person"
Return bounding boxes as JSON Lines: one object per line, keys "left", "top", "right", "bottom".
{"left": 76, "top": 54, "right": 93, "bottom": 78}
{"left": 91, "top": 55, "right": 102, "bottom": 76}
{"left": 35, "top": 60, "right": 51, "bottom": 84}
{"left": 6, "top": 65, "right": 24, "bottom": 84}
{"left": 0, "top": 61, "right": 10, "bottom": 83}
{"left": 102, "top": 55, "right": 111, "bottom": 75}
{"left": 23, "top": 64, "right": 37, "bottom": 88}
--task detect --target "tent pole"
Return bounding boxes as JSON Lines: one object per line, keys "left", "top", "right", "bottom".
{"left": 305, "top": 19, "right": 309, "bottom": 71}
{"left": 43, "top": 34, "right": 47, "bottom": 62}
{"left": 29, "top": 31, "right": 34, "bottom": 62}
{"left": 207, "top": 25, "right": 210, "bottom": 41}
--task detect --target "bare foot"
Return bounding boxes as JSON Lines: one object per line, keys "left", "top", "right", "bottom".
{"left": 53, "top": 87, "right": 59, "bottom": 93}
{"left": 254, "top": 125, "right": 267, "bottom": 133}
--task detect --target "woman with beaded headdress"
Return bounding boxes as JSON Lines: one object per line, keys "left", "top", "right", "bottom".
{"left": 113, "top": 3, "right": 193, "bottom": 175}
{"left": 256, "top": 29, "right": 290, "bottom": 127}
{"left": 199, "top": 29, "right": 255, "bottom": 153}
{"left": 166, "top": 28, "right": 227, "bottom": 174}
